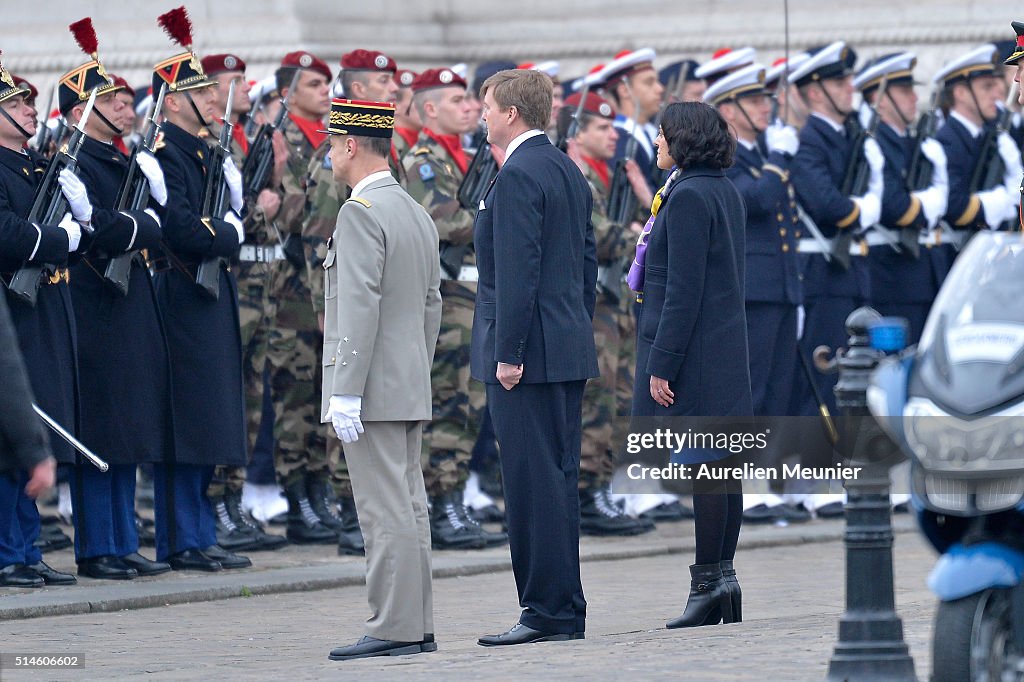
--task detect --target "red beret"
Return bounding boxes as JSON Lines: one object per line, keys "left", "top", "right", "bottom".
{"left": 564, "top": 92, "right": 615, "bottom": 120}
{"left": 201, "top": 53, "right": 247, "bottom": 77}
{"left": 11, "top": 75, "right": 37, "bottom": 102}
{"left": 411, "top": 68, "right": 467, "bottom": 93}
{"left": 110, "top": 74, "right": 135, "bottom": 98}
{"left": 394, "top": 69, "right": 418, "bottom": 88}
{"left": 280, "top": 51, "right": 331, "bottom": 81}
{"left": 341, "top": 49, "right": 396, "bottom": 73}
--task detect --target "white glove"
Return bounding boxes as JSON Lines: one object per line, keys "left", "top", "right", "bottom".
{"left": 978, "top": 185, "right": 1013, "bottom": 229}
{"left": 58, "top": 168, "right": 93, "bottom": 225}
{"left": 919, "top": 138, "right": 947, "bottom": 184}
{"left": 764, "top": 122, "right": 799, "bottom": 156}
{"left": 224, "top": 210, "right": 245, "bottom": 244}
{"left": 796, "top": 304, "right": 806, "bottom": 341}
{"left": 58, "top": 212, "right": 81, "bottom": 252}
{"left": 863, "top": 138, "right": 885, "bottom": 199}
{"left": 327, "top": 395, "right": 364, "bottom": 443}
{"left": 913, "top": 186, "right": 947, "bottom": 230}
{"left": 998, "top": 131, "right": 1024, "bottom": 194}
{"left": 144, "top": 207, "right": 162, "bottom": 229}
{"left": 854, "top": 193, "right": 881, "bottom": 230}
{"left": 222, "top": 157, "right": 244, "bottom": 213}
{"left": 135, "top": 151, "right": 167, "bottom": 207}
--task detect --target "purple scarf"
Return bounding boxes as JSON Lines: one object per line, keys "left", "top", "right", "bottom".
{"left": 627, "top": 169, "right": 678, "bottom": 293}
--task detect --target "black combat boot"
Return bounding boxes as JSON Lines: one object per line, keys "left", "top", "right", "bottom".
{"left": 580, "top": 485, "right": 655, "bottom": 536}
{"left": 225, "top": 489, "right": 288, "bottom": 551}
{"left": 284, "top": 479, "right": 337, "bottom": 544}
{"left": 429, "top": 492, "right": 487, "bottom": 550}
{"left": 212, "top": 494, "right": 261, "bottom": 552}
{"left": 336, "top": 494, "right": 365, "bottom": 556}
{"left": 453, "top": 497, "right": 507, "bottom": 548}
{"left": 720, "top": 559, "right": 742, "bottom": 622}
{"left": 306, "top": 473, "right": 345, "bottom": 532}
{"left": 666, "top": 563, "right": 734, "bottom": 629}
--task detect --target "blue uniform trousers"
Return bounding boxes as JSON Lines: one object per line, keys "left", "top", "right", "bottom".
{"left": 745, "top": 302, "right": 799, "bottom": 417}
{"left": 69, "top": 463, "right": 138, "bottom": 560}
{"left": 0, "top": 470, "right": 42, "bottom": 568}
{"left": 153, "top": 463, "right": 216, "bottom": 561}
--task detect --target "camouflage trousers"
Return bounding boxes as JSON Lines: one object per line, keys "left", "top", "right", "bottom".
{"left": 266, "top": 258, "right": 330, "bottom": 489}
{"left": 580, "top": 285, "right": 637, "bottom": 489}
{"left": 421, "top": 280, "right": 483, "bottom": 497}
{"left": 209, "top": 261, "right": 276, "bottom": 498}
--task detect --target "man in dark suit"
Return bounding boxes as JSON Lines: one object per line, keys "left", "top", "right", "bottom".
{"left": 472, "top": 68, "right": 599, "bottom": 646}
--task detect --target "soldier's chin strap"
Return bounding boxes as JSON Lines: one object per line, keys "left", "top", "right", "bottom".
{"left": 733, "top": 97, "right": 764, "bottom": 135}
{"left": 883, "top": 89, "right": 913, "bottom": 130}
{"left": 965, "top": 77, "right": 992, "bottom": 125}
{"left": 0, "top": 106, "right": 34, "bottom": 141}
{"left": 184, "top": 91, "right": 210, "bottom": 129}
{"left": 93, "top": 107, "right": 123, "bottom": 137}
{"left": 815, "top": 80, "right": 849, "bottom": 122}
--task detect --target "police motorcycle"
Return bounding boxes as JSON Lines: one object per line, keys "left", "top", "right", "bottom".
{"left": 867, "top": 231, "right": 1024, "bottom": 681}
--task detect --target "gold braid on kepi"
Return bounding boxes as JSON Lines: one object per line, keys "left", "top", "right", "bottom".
{"left": 0, "top": 51, "right": 30, "bottom": 104}
{"left": 1006, "top": 21, "right": 1024, "bottom": 65}
{"left": 320, "top": 99, "right": 395, "bottom": 138}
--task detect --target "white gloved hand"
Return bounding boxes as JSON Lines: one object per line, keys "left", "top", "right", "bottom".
{"left": 327, "top": 395, "right": 364, "bottom": 443}
{"left": 224, "top": 210, "right": 245, "bottom": 244}
{"left": 998, "top": 131, "right": 1024, "bottom": 193}
{"left": 222, "top": 157, "right": 244, "bottom": 213}
{"left": 58, "top": 212, "right": 81, "bottom": 252}
{"left": 863, "top": 138, "right": 885, "bottom": 199}
{"left": 978, "top": 185, "right": 1013, "bottom": 229}
{"left": 135, "top": 151, "right": 167, "bottom": 207}
{"left": 854, "top": 193, "right": 881, "bottom": 230}
{"left": 144, "top": 207, "right": 162, "bottom": 229}
{"left": 912, "top": 186, "right": 947, "bottom": 230}
{"left": 764, "top": 122, "right": 799, "bottom": 156}
{"left": 58, "top": 168, "right": 93, "bottom": 226}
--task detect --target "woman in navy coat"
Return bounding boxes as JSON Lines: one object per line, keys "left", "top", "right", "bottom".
{"left": 632, "top": 102, "right": 752, "bottom": 630}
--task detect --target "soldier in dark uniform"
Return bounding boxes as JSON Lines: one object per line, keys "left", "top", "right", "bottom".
{"left": 934, "top": 45, "right": 1020, "bottom": 235}
{"left": 0, "top": 53, "right": 82, "bottom": 587}
{"left": 197, "top": 52, "right": 287, "bottom": 554}
{"left": 854, "top": 53, "right": 950, "bottom": 344}
{"left": 1006, "top": 22, "right": 1024, "bottom": 224}
{"left": 788, "top": 42, "right": 883, "bottom": 517}
{"left": 658, "top": 59, "right": 705, "bottom": 104}
{"left": 59, "top": 17, "right": 172, "bottom": 579}
{"left": 149, "top": 6, "right": 251, "bottom": 571}
{"left": 603, "top": 49, "right": 664, "bottom": 193}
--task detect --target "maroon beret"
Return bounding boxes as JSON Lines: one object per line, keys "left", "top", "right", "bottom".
{"left": 110, "top": 74, "right": 135, "bottom": 98}
{"left": 564, "top": 92, "right": 615, "bottom": 120}
{"left": 394, "top": 69, "right": 418, "bottom": 88}
{"left": 11, "top": 75, "right": 38, "bottom": 102}
{"left": 341, "top": 49, "right": 396, "bottom": 73}
{"left": 280, "top": 51, "right": 331, "bottom": 81}
{"left": 201, "top": 53, "right": 247, "bottom": 77}
{"left": 411, "top": 68, "right": 467, "bottom": 93}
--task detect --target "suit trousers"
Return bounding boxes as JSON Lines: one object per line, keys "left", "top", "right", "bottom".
{"left": 345, "top": 420, "right": 433, "bottom": 642}
{"left": 0, "top": 470, "right": 41, "bottom": 568}
{"left": 487, "top": 380, "right": 587, "bottom": 635}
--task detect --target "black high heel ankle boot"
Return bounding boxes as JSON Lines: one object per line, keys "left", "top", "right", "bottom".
{"left": 720, "top": 559, "right": 741, "bottom": 622}
{"left": 667, "top": 563, "right": 734, "bottom": 629}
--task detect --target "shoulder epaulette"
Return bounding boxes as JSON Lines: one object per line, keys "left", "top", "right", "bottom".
{"left": 346, "top": 197, "right": 372, "bottom": 208}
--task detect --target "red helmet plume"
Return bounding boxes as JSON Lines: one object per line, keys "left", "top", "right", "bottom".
{"left": 157, "top": 6, "right": 194, "bottom": 49}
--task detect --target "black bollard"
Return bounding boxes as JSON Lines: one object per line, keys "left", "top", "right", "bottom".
{"left": 823, "top": 307, "right": 917, "bottom": 681}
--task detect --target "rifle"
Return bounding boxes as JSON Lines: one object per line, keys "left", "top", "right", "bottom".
{"left": 195, "top": 79, "right": 235, "bottom": 300}
{"left": 241, "top": 68, "right": 299, "bottom": 203}
{"left": 833, "top": 75, "right": 889, "bottom": 270}
{"left": 6, "top": 89, "right": 98, "bottom": 306}
{"left": 651, "top": 62, "right": 689, "bottom": 132}
{"left": 33, "top": 85, "right": 59, "bottom": 155}
{"left": 104, "top": 83, "right": 167, "bottom": 296}
{"left": 556, "top": 78, "right": 592, "bottom": 153}
{"left": 607, "top": 80, "right": 642, "bottom": 225}
{"left": 900, "top": 90, "right": 944, "bottom": 259}
{"left": 968, "top": 84, "right": 1017, "bottom": 209}
{"left": 456, "top": 139, "right": 498, "bottom": 210}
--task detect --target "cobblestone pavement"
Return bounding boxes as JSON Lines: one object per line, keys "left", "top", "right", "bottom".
{"left": 0, "top": 526, "right": 937, "bottom": 681}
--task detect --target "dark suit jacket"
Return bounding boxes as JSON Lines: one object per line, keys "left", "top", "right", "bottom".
{"left": 470, "top": 133, "right": 599, "bottom": 385}
{"left": 632, "top": 166, "right": 753, "bottom": 418}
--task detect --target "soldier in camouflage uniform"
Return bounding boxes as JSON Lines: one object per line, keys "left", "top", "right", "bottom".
{"left": 393, "top": 69, "right": 421, "bottom": 168}
{"left": 263, "top": 51, "right": 339, "bottom": 544}
{"left": 200, "top": 54, "right": 288, "bottom": 552}
{"left": 301, "top": 48, "right": 402, "bottom": 556}
{"left": 402, "top": 68, "right": 506, "bottom": 550}
{"left": 562, "top": 91, "right": 653, "bottom": 536}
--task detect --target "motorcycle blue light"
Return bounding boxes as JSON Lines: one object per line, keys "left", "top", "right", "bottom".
{"left": 870, "top": 318, "right": 909, "bottom": 353}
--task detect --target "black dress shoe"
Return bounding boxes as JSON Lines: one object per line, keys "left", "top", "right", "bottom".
{"left": 420, "top": 634, "right": 437, "bottom": 652}
{"left": 478, "top": 623, "right": 573, "bottom": 646}
{"left": 328, "top": 635, "right": 427, "bottom": 661}
{"left": 27, "top": 561, "right": 77, "bottom": 585}
{"left": 202, "top": 545, "right": 252, "bottom": 569}
{"left": 0, "top": 564, "right": 44, "bottom": 588}
{"left": 77, "top": 556, "right": 138, "bottom": 580}
{"left": 816, "top": 501, "right": 846, "bottom": 518}
{"left": 120, "top": 552, "right": 171, "bottom": 576}
{"left": 742, "top": 503, "right": 782, "bottom": 524}
{"left": 167, "top": 549, "right": 222, "bottom": 572}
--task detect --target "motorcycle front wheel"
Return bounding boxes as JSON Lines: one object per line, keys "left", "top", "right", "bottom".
{"left": 931, "top": 588, "right": 1017, "bottom": 682}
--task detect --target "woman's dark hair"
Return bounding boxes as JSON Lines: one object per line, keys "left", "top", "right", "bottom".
{"left": 660, "top": 101, "right": 735, "bottom": 170}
